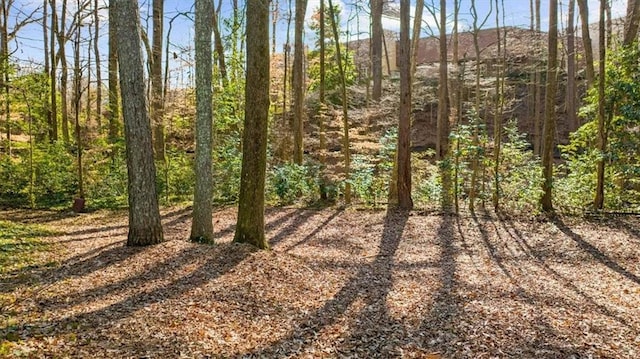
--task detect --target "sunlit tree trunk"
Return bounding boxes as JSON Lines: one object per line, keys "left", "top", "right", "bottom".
{"left": 327, "top": 0, "right": 352, "bottom": 204}
{"left": 577, "top": 0, "right": 595, "bottom": 88}
{"left": 107, "top": 0, "right": 119, "bottom": 145}
{"left": 58, "top": 0, "right": 70, "bottom": 144}
{"left": 541, "top": 0, "right": 559, "bottom": 212}
{"left": 234, "top": 0, "right": 270, "bottom": 249}
{"left": 394, "top": 0, "right": 412, "bottom": 210}
{"left": 371, "top": 0, "right": 382, "bottom": 101}
{"left": 151, "top": 0, "right": 165, "bottom": 161}
{"left": 93, "top": 0, "right": 101, "bottom": 130}
{"left": 113, "top": 0, "right": 164, "bottom": 246}
{"left": 190, "top": 0, "right": 214, "bottom": 243}
{"left": 292, "top": 0, "right": 307, "bottom": 164}
{"left": 567, "top": 0, "right": 578, "bottom": 132}
{"left": 624, "top": 0, "right": 640, "bottom": 45}
{"left": 594, "top": 0, "right": 607, "bottom": 210}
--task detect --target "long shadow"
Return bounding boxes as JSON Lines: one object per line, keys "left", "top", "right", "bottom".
{"left": 239, "top": 209, "right": 410, "bottom": 357}
{"left": 268, "top": 209, "right": 320, "bottom": 247}
{"left": 282, "top": 210, "right": 342, "bottom": 251}
{"left": 553, "top": 217, "right": 640, "bottom": 285}
{"left": 471, "top": 212, "right": 520, "bottom": 284}
{"left": 0, "top": 242, "right": 253, "bottom": 341}
{"left": 0, "top": 209, "right": 78, "bottom": 224}
{"left": 611, "top": 217, "right": 640, "bottom": 244}
{"left": 498, "top": 214, "right": 632, "bottom": 328}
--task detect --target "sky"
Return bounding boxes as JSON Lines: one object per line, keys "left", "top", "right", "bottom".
{"left": 7, "top": 0, "right": 630, "bottom": 87}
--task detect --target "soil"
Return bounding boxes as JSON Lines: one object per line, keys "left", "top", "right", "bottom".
{"left": 1, "top": 206, "right": 639, "bottom": 358}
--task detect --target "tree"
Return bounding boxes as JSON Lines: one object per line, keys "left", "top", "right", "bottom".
{"left": 234, "top": 0, "right": 269, "bottom": 249}
{"left": 190, "top": 0, "right": 214, "bottom": 243}
{"left": 327, "top": 0, "right": 352, "bottom": 204}
{"left": 395, "top": 0, "right": 412, "bottom": 210}
{"left": 371, "top": 0, "right": 382, "bottom": 101}
{"left": 624, "top": 0, "right": 640, "bottom": 45}
{"left": 577, "top": 0, "right": 595, "bottom": 88}
{"left": 436, "top": 0, "right": 449, "bottom": 161}
{"left": 567, "top": 0, "right": 578, "bottom": 132}
{"left": 541, "top": 0, "right": 558, "bottom": 212}
{"left": 594, "top": 0, "right": 607, "bottom": 210}
{"left": 151, "top": 0, "right": 165, "bottom": 161}
{"left": 107, "top": 0, "right": 120, "bottom": 145}
{"left": 93, "top": 0, "right": 101, "bottom": 130}
{"left": 292, "top": 0, "right": 307, "bottom": 164}
{"left": 113, "top": 0, "right": 164, "bottom": 246}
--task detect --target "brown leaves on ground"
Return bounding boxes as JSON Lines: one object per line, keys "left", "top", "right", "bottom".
{"left": 1, "top": 206, "right": 640, "bottom": 358}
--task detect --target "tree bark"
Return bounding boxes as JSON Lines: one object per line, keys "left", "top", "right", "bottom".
{"left": 151, "top": 0, "right": 165, "bottom": 161}
{"left": 107, "top": 0, "right": 119, "bottom": 145}
{"left": 541, "top": 0, "right": 559, "bottom": 213}
{"left": 190, "top": 0, "right": 214, "bottom": 243}
{"left": 567, "top": 0, "right": 578, "bottom": 132}
{"left": 113, "top": 0, "right": 164, "bottom": 246}
{"left": 371, "top": 0, "right": 382, "bottom": 101}
{"left": 93, "top": 0, "right": 101, "bottom": 130}
{"left": 624, "top": 0, "right": 640, "bottom": 45}
{"left": 50, "top": 0, "right": 58, "bottom": 142}
{"left": 292, "top": 0, "right": 307, "bottom": 164}
{"left": 594, "top": 0, "right": 607, "bottom": 210}
{"left": 577, "top": 0, "right": 595, "bottom": 88}
{"left": 396, "top": 0, "right": 413, "bottom": 210}
{"left": 234, "top": 0, "right": 270, "bottom": 249}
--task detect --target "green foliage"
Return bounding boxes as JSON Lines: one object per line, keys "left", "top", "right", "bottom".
{"left": 268, "top": 161, "right": 319, "bottom": 204}
{"left": 558, "top": 44, "right": 640, "bottom": 211}
{"left": 349, "top": 129, "right": 396, "bottom": 206}
{"left": 307, "top": 3, "right": 358, "bottom": 103}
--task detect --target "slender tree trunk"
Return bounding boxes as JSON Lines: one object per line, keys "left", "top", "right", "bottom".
{"left": 43, "top": 0, "right": 51, "bottom": 140}
{"left": 371, "top": 0, "right": 382, "bottom": 101}
{"left": 50, "top": 0, "right": 58, "bottom": 142}
{"left": 492, "top": 0, "right": 505, "bottom": 211}
{"left": 567, "top": 0, "right": 578, "bottom": 132}
{"left": 327, "top": 0, "right": 351, "bottom": 204}
{"left": 108, "top": 0, "right": 119, "bottom": 145}
{"left": 151, "top": 0, "right": 165, "bottom": 161}
{"left": 292, "top": 0, "right": 307, "bottom": 164}
{"left": 58, "top": 0, "right": 69, "bottom": 144}
{"left": 0, "top": 1, "right": 10, "bottom": 154}
{"left": 533, "top": 0, "right": 542, "bottom": 154}
{"left": 190, "top": 0, "right": 214, "bottom": 243}
{"left": 395, "top": 0, "right": 412, "bottom": 210}
{"left": 577, "top": 0, "right": 595, "bottom": 88}
{"left": 410, "top": 0, "right": 424, "bottom": 77}
{"left": 436, "top": 0, "right": 449, "bottom": 161}
{"left": 594, "top": 0, "right": 607, "bottom": 210}
{"left": 541, "top": 0, "right": 559, "bottom": 212}
{"left": 113, "top": 0, "right": 164, "bottom": 246}
{"left": 93, "top": 0, "right": 101, "bottom": 130}
{"left": 212, "top": 9, "right": 227, "bottom": 85}
{"left": 73, "top": 10, "right": 83, "bottom": 201}
{"left": 234, "top": 0, "right": 270, "bottom": 249}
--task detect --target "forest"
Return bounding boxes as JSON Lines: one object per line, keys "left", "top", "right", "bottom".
{"left": 1, "top": 0, "right": 639, "bottom": 357}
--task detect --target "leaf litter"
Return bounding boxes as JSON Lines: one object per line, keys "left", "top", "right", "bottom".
{"left": 1, "top": 206, "right": 639, "bottom": 358}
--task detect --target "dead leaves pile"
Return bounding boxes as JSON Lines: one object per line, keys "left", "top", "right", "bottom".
{"left": 1, "top": 207, "right": 639, "bottom": 358}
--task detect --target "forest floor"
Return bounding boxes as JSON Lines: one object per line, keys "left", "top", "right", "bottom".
{"left": 1, "top": 206, "right": 640, "bottom": 358}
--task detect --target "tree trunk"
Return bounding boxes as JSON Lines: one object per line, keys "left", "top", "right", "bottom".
{"left": 50, "top": 0, "right": 58, "bottom": 142}
{"left": 577, "top": 0, "right": 595, "bottom": 88}
{"left": 190, "top": 0, "right": 214, "bottom": 243}
{"left": 567, "top": 0, "right": 578, "bottom": 132}
{"left": 327, "top": 0, "right": 351, "bottom": 204}
{"left": 58, "top": 0, "right": 69, "bottom": 144}
{"left": 371, "top": 0, "right": 382, "bottom": 101}
{"left": 624, "top": 0, "right": 640, "bottom": 45}
{"left": 594, "top": 0, "right": 607, "bottom": 210}
{"left": 107, "top": 0, "right": 119, "bottom": 145}
{"left": 212, "top": 9, "right": 227, "bottom": 85}
{"left": 541, "top": 0, "right": 559, "bottom": 213}
{"left": 292, "top": 0, "right": 307, "bottom": 164}
{"left": 396, "top": 0, "right": 413, "bottom": 210}
{"left": 0, "top": 0, "right": 10, "bottom": 154}
{"left": 93, "top": 0, "right": 101, "bottom": 130}
{"left": 151, "top": 0, "right": 165, "bottom": 161}
{"left": 43, "top": 0, "right": 51, "bottom": 141}
{"left": 234, "top": 0, "right": 270, "bottom": 249}
{"left": 73, "top": 9, "right": 83, "bottom": 200}
{"left": 113, "top": 0, "right": 164, "bottom": 246}
{"left": 436, "top": 0, "right": 449, "bottom": 161}
{"left": 410, "top": 0, "right": 424, "bottom": 77}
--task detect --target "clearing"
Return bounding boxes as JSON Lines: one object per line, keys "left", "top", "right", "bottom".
{"left": 1, "top": 206, "right": 639, "bottom": 358}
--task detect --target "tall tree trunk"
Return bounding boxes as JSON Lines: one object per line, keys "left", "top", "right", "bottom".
{"left": 371, "top": 0, "right": 382, "bottom": 101}
{"left": 436, "top": 0, "right": 449, "bottom": 161}
{"left": 58, "top": 0, "right": 69, "bottom": 144}
{"left": 212, "top": 9, "right": 227, "bottom": 84}
{"left": 43, "top": 0, "right": 51, "bottom": 141}
{"left": 533, "top": 0, "right": 542, "bottom": 154}
{"left": 577, "top": 0, "right": 595, "bottom": 88}
{"left": 151, "top": 0, "right": 165, "bottom": 161}
{"left": 318, "top": 0, "right": 328, "bottom": 198}
{"left": 73, "top": 8, "right": 83, "bottom": 201}
{"left": 594, "top": 0, "right": 607, "bottom": 210}
{"left": 624, "top": 0, "right": 640, "bottom": 45}
{"left": 541, "top": 0, "right": 559, "bottom": 213}
{"left": 93, "top": 0, "right": 101, "bottom": 130}
{"left": 327, "top": 0, "right": 352, "bottom": 204}
{"left": 567, "top": 0, "right": 578, "bottom": 132}
{"left": 492, "top": 0, "right": 505, "bottom": 211}
{"left": 113, "top": 0, "right": 164, "bottom": 246}
{"left": 190, "top": 0, "right": 214, "bottom": 243}
{"left": 0, "top": 0, "right": 10, "bottom": 154}
{"left": 234, "top": 0, "right": 270, "bottom": 249}
{"left": 50, "top": 0, "right": 58, "bottom": 143}
{"left": 395, "top": 0, "right": 412, "bottom": 210}
{"left": 107, "top": 0, "right": 119, "bottom": 145}
{"left": 292, "top": 0, "right": 307, "bottom": 164}
{"left": 410, "top": 0, "right": 424, "bottom": 77}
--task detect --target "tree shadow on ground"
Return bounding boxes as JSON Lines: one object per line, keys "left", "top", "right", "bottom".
{"left": 0, "top": 242, "right": 254, "bottom": 341}
{"left": 239, "top": 209, "right": 410, "bottom": 357}
{"left": 553, "top": 217, "right": 640, "bottom": 285}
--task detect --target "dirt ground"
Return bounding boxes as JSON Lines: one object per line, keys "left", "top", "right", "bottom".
{"left": 1, "top": 206, "right": 639, "bottom": 358}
